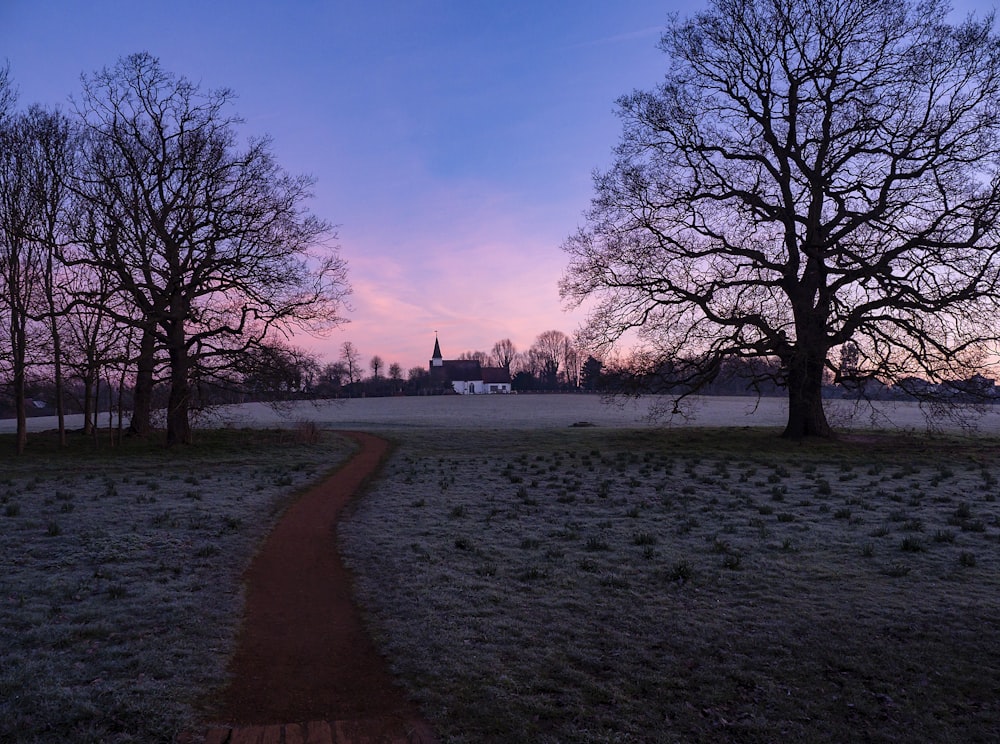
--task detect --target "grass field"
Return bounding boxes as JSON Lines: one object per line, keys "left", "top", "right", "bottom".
{"left": 339, "top": 425, "right": 1000, "bottom": 743}
{"left": 0, "top": 427, "right": 354, "bottom": 744}
{"left": 3, "top": 397, "right": 1000, "bottom": 743}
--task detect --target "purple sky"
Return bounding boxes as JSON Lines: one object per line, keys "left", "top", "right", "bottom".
{"left": 1, "top": 0, "right": 988, "bottom": 372}
{"left": 1, "top": 1, "right": 673, "bottom": 371}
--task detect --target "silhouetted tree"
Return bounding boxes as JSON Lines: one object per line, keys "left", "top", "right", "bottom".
{"left": 72, "top": 53, "right": 348, "bottom": 444}
{"left": 340, "top": 341, "right": 361, "bottom": 386}
{"left": 529, "top": 330, "right": 568, "bottom": 389}
{"left": 491, "top": 338, "right": 517, "bottom": 371}
{"left": 580, "top": 356, "right": 603, "bottom": 391}
{"left": 562, "top": 0, "right": 1000, "bottom": 437}
{"left": 458, "top": 350, "right": 489, "bottom": 365}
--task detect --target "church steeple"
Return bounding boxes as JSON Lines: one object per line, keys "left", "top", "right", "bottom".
{"left": 430, "top": 334, "right": 443, "bottom": 367}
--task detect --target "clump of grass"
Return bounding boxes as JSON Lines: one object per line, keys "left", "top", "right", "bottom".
{"left": 585, "top": 536, "right": 610, "bottom": 552}
{"left": 475, "top": 563, "right": 497, "bottom": 577}
{"left": 293, "top": 419, "right": 322, "bottom": 444}
{"left": 883, "top": 562, "right": 911, "bottom": 577}
{"left": 666, "top": 560, "right": 694, "bottom": 583}
{"left": 900, "top": 536, "right": 924, "bottom": 552}
{"left": 632, "top": 532, "right": 657, "bottom": 546}
{"left": 959, "top": 552, "right": 977, "bottom": 567}
{"left": 722, "top": 553, "right": 742, "bottom": 570}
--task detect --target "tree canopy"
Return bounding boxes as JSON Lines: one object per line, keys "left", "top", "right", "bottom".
{"left": 561, "top": 0, "right": 1000, "bottom": 437}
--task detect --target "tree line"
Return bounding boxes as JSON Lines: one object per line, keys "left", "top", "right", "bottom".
{"left": 0, "top": 53, "right": 349, "bottom": 452}
{"left": 308, "top": 331, "right": 586, "bottom": 397}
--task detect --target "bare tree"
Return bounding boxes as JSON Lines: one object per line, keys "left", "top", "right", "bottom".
{"left": 529, "top": 330, "right": 569, "bottom": 389}
{"left": 561, "top": 336, "right": 581, "bottom": 389}
{"left": 458, "top": 350, "right": 489, "bottom": 365}
{"left": 72, "top": 53, "right": 349, "bottom": 445}
{"left": 490, "top": 338, "right": 517, "bottom": 371}
{"left": 0, "top": 109, "right": 46, "bottom": 453}
{"left": 23, "top": 106, "right": 77, "bottom": 446}
{"left": 60, "top": 263, "right": 134, "bottom": 435}
{"left": 0, "top": 62, "right": 14, "bottom": 125}
{"left": 340, "top": 341, "right": 361, "bottom": 385}
{"left": 369, "top": 354, "right": 384, "bottom": 379}
{"left": 561, "top": 0, "right": 1000, "bottom": 437}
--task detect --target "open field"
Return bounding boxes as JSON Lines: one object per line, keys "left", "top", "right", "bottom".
{"left": 0, "top": 428, "right": 355, "bottom": 744}
{"left": 3, "top": 395, "right": 1000, "bottom": 743}
{"left": 340, "top": 425, "right": 1000, "bottom": 743}
{"left": 8, "top": 392, "right": 1000, "bottom": 435}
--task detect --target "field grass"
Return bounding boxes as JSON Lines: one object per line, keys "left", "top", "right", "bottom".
{"left": 5, "top": 410, "right": 1000, "bottom": 743}
{"left": 339, "top": 426, "right": 1000, "bottom": 743}
{"left": 0, "top": 427, "right": 355, "bottom": 744}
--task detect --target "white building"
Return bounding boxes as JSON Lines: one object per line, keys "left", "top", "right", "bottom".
{"left": 429, "top": 337, "right": 512, "bottom": 394}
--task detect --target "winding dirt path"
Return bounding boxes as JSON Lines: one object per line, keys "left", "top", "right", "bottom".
{"left": 184, "top": 431, "right": 436, "bottom": 744}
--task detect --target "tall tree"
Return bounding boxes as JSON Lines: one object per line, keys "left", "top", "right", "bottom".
{"left": 23, "top": 106, "right": 77, "bottom": 446}
{"left": 340, "top": 341, "right": 361, "bottom": 386}
{"left": 529, "top": 330, "right": 569, "bottom": 389}
{"left": 72, "top": 53, "right": 349, "bottom": 445}
{"left": 0, "top": 108, "right": 46, "bottom": 453}
{"left": 491, "top": 338, "right": 517, "bottom": 371}
{"left": 561, "top": 0, "right": 1000, "bottom": 438}
{"left": 368, "top": 354, "right": 384, "bottom": 379}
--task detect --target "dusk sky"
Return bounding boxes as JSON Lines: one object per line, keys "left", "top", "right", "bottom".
{"left": 1, "top": 0, "right": 989, "bottom": 372}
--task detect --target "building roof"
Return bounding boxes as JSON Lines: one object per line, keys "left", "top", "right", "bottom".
{"left": 441, "top": 359, "right": 482, "bottom": 381}
{"left": 482, "top": 367, "right": 512, "bottom": 384}
{"left": 432, "top": 336, "right": 442, "bottom": 360}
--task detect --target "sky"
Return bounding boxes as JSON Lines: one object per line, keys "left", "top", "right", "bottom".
{"left": 0, "top": 0, "right": 991, "bottom": 373}
{"left": 0, "top": 0, "right": 678, "bottom": 372}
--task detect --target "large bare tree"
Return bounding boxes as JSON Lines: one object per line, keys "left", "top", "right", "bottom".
{"left": 72, "top": 53, "right": 349, "bottom": 445}
{"left": 561, "top": 0, "right": 1000, "bottom": 437}
{"left": 23, "top": 106, "right": 77, "bottom": 446}
{"left": 529, "top": 330, "right": 569, "bottom": 389}
{"left": 0, "top": 106, "right": 52, "bottom": 453}
{"left": 0, "top": 106, "right": 85, "bottom": 451}
{"left": 490, "top": 338, "right": 517, "bottom": 371}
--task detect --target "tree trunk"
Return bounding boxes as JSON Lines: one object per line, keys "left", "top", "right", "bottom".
{"left": 52, "top": 330, "right": 66, "bottom": 447}
{"left": 13, "top": 356, "right": 26, "bottom": 455}
{"left": 11, "top": 316, "right": 27, "bottom": 455}
{"left": 129, "top": 322, "right": 156, "bottom": 436}
{"left": 782, "top": 343, "right": 832, "bottom": 439}
{"left": 165, "top": 320, "right": 191, "bottom": 446}
{"left": 82, "top": 373, "right": 95, "bottom": 436}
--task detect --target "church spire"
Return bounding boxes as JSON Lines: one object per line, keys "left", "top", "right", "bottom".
{"left": 430, "top": 334, "right": 443, "bottom": 367}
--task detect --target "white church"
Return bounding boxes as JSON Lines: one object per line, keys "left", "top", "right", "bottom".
{"left": 429, "top": 337, "right": 512, "bottom": 394}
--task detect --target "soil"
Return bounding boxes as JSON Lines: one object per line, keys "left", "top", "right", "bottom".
{"left": 204, "top": 431, "right": 434, "bottom": 741}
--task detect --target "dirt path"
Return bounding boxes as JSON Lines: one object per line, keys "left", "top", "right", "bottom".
{"left": 190, "top": 431, "right": 435, "bottom": 743}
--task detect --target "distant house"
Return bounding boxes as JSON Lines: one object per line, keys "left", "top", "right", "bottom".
{"left": 429, "top": 337, "right": 512, "bottom": 394}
